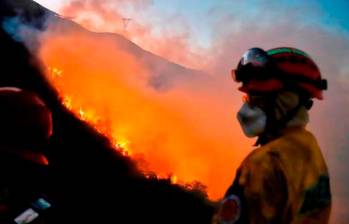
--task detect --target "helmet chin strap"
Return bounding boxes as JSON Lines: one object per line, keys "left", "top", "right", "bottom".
{"left": 254, "top": 94, "right": 312, "bottom": 146}
{"left": 254, "top": 94, "right": 277, "bottom": 146}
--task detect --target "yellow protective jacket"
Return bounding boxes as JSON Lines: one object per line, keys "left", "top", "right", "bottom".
{"left": 214, "top": 127, "right": 331, "bottom": 224}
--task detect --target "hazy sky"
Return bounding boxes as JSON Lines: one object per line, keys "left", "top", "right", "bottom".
{"left": 34, "top": 0, "right": 349, "bottom": 50}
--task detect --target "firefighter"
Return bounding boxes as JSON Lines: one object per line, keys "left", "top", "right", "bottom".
{"left": 213, "top": 47, "right": 331, "bottom": 224}
{"left": 0, "top": 87, "right": 54, "bottom": 224}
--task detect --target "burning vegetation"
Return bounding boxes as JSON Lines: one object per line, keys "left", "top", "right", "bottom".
{"left": 47, "top": 65, "right": 209, "bottom": 193}
{"left": 49, "top": 66, "right": 132, "bottom": 157}
{"left": 3, "top": 0, "right": 250, "bottom": 200}
{"left": 0, "top": 3, "right": 215, "bottom": 223}
{"left": 37, "top": 24, "right": 244, "bottom": 200}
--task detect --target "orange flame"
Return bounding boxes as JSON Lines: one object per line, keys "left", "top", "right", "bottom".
{"left": 49, "top": 66, "right": 134, "bottom": 156}
{"left": 47, "top": 65, "right": 211, "bottom": 194}
{"left": 39, "top": 27, "right": 250, "bottom": 200}
{"left": 47, "top": 67, "right": 197, "bottom": 187}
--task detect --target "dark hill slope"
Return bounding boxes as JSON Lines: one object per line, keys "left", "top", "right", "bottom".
{"left": 0, "top": 0, "right": 215, "bottom": 223}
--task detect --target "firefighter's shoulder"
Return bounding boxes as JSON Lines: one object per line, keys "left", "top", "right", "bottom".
{"left": 237, "top": 143, "right": 282, "bottom": 190}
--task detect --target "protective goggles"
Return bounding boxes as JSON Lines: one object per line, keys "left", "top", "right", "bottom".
{"left": 231, "top": 47, "right": 328, "bottom": 90}
{"left": 231, "top": 48, "right": 272, "bottom": 83}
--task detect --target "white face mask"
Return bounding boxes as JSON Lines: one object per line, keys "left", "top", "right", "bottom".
{"left": 237, "top": 102, "right": 267, "bottom": 137}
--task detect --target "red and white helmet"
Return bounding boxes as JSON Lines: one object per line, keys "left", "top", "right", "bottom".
{"left": 231, "top": 47, "right": 327, "bottom": 100}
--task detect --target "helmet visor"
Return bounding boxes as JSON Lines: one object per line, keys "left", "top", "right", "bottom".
{"left": 232, "top": 48, "right": 271, "bottom": 82}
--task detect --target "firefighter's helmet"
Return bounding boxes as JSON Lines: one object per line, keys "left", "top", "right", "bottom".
{"left": 0, "top": 87, "right": 52, "bottom": 165}
{"left": 231, "top": 47, "right": 327, "bottom": 100}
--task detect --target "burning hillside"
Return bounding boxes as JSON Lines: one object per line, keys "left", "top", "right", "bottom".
{"left": 0, "top": 0, "right": 215, "bottom": 223}
{"left": 1, "top": 0, "right": 253, "bottom": 201}
{"left": 34, "top": 17, "right": 249, "bottom": 199}
{"left": 22, "top": 0, "right": 349, "bottom": 223}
